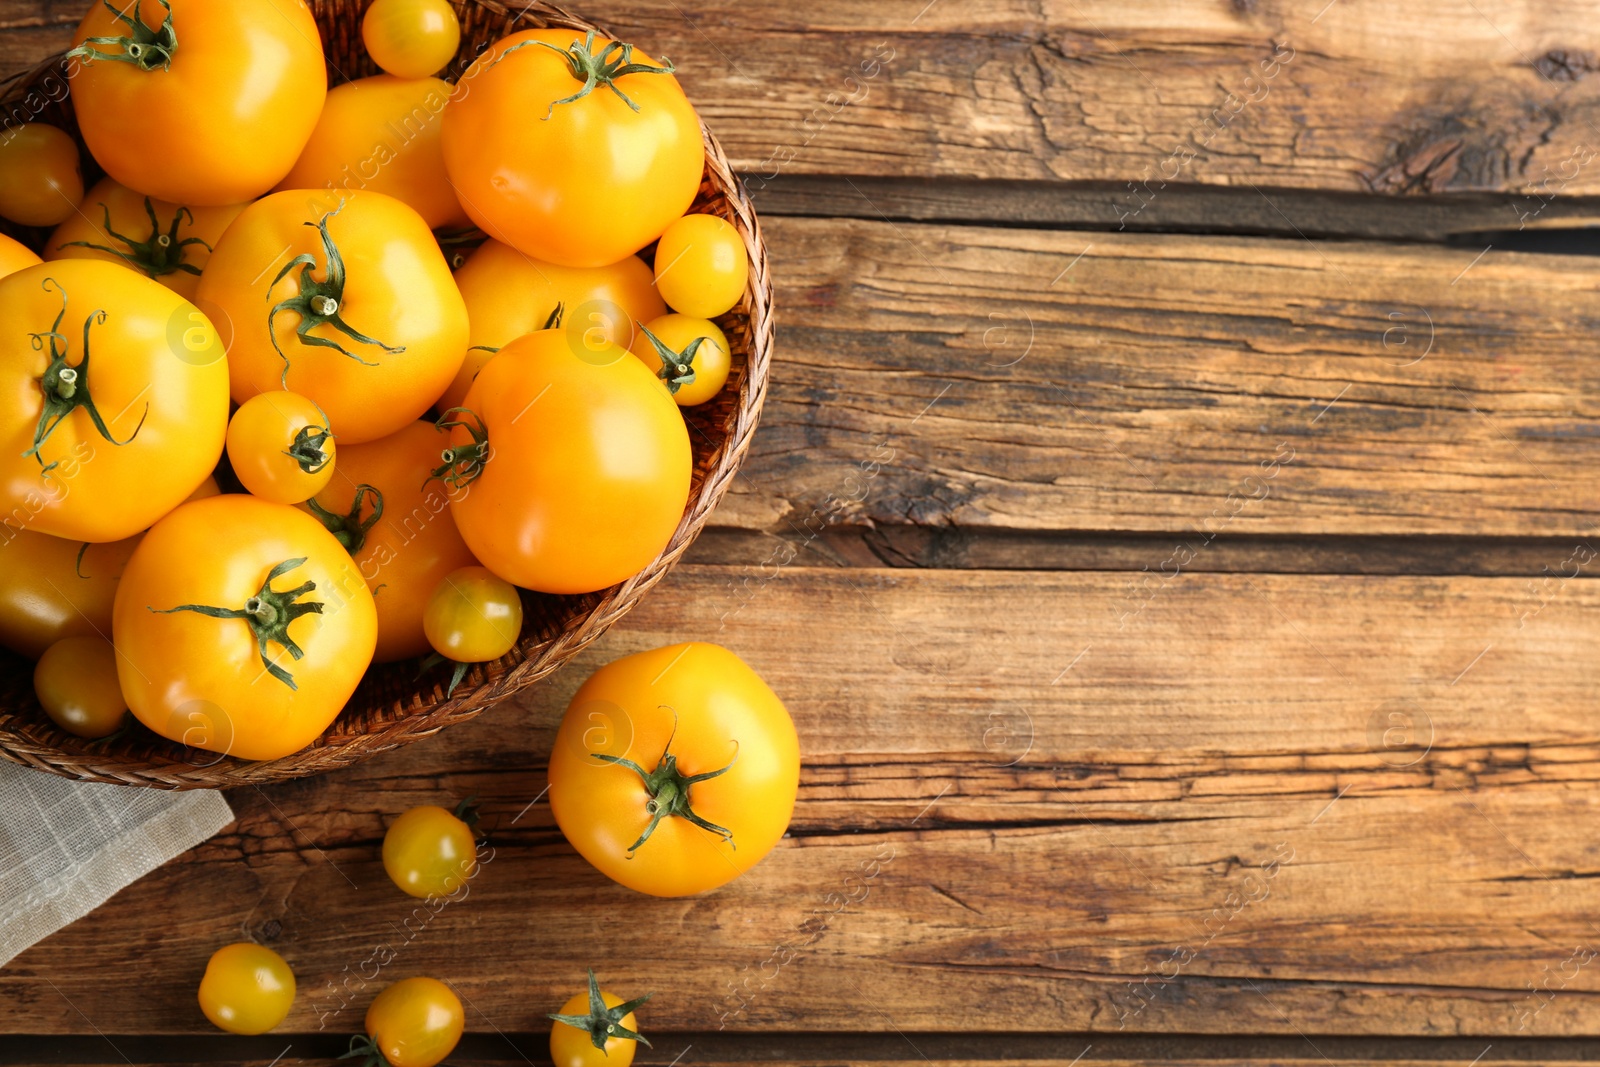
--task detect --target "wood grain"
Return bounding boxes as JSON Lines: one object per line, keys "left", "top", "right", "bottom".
{"left": 12, "top": 1, "right": 1600, "bottom": 200}
{"left": 5, "top": 566, "right": 1600, "bottom": 1038}
{"left": 721, "top": 217, "right": 1600, "bottom": 538}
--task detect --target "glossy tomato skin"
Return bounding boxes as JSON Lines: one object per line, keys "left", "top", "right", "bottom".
{"left": 47, "top": 177, "right": 246, "bottom": 300}
{"left": 447, "top": 329, "right": 691, "bottom": 594}
{"left": 228, "top": 391, "right": 336, "bottom": 505}
{"left": 276, "top": 76, "right": 468, "bottom": 230}
{"left": 654, "top": 214, "right": 748, "bottom": 319}
{"left": 442, "top": 29, "right": 705, "bottom": 267}
{"left": 0, "top": 529, "right": 137, "bottom": 658}
{"left": 68, "top": 0, "right": 327, "bottom": 206}
{"left": 548, "top": 643, "right": 800, "bottom": 897}
{"left": 550, "top": 990, "right": 641, "bottom": 1067}
{"left": 422, "top": 566, "right": 522, "bottom": 662}
{"left": 441, "top": 240, "right": 665, "bottom": 411}
{"left": 0, "top": 233, "right": 40, "bottom": 278}
{"left": 363, "top": 0, "right": 462, "bottom": 79}
{"left": 365, "top": 977, "right": 464, "bottom": 1067}
{"left": 34, "top": 635, "right": 126, "bottom": 739}
{"left": 0, "top": 260, "right": 229, "bottom": 543}
{"left": 0, "top": 124, "right": 82, "bottom": 227}
{"left": 113, "top": 495, "right": 377, "bottom": 761}
{"left": 198, "top": 942, "right": 296, "bottom": 1035}
{"left": 382, "top": 804, "right": 478, "bottom": 899}
{"left": 198, "top": 190, "right": 469, "bottom": 445}
{"left": 631, "top": 313, "right": 731, "bottom": 408}
{"left": 303, "top": 421, "right": 479, "bottom": 662}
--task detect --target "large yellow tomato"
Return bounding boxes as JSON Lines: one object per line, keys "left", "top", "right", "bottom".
{"left": 303, "top": 421, "right": 479, "bottom": 662}
{"left": 440, "top": 328, "right": 690, "bottom": 594}
{"left": 0, "top": 529, "right": 137, "bottom": 659}
{"left": 47, "top": 177, "right": 246, "bottom": 300}
{"left": 276, "top": 75, "right": 468, "bottom": 230}
{"left": 548, "top": 643, "right": 800, "bottom": 897}
{"left": 113, "top": 495, "right": 377, "bottom": 761}
{"left": 0, "top": 233, "right": 40, "bottom": 278}
{"left": 198, "top": 190, "right": 469, "bottom": 445}
{"left": 0, "top": 260, "right": 229, "bottom": 543}
{"left": 440, "top": 240, "right": 665, "bottom": 411}
{"left": 66, "top": 0, "right": 327, "bottom": 205}
{"left": 441, "top": 29, "right": 705, "bottom": 267}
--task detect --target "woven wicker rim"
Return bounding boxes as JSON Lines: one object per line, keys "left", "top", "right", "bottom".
{"left": 0, "top": 0, "right": 772, "bottom": 789}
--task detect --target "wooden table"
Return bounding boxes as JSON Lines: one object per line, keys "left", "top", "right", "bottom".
{"left": 8, "top": 0, "right": 1600, "bottom": 1063}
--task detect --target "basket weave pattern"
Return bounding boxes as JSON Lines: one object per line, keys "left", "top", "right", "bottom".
{"left": 0, "top": 0, "right": 772, "bottom": 788}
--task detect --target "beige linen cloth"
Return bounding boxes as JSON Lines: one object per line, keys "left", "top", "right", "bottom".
{"left": 0, "top": 761, "right": 233, "bottom": 966}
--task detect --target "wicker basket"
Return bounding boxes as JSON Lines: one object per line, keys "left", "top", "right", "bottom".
{"left": 0, "top": 0, "right": 772, "bottom": 789}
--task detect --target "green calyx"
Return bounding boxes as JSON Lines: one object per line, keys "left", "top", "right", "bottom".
{"left": 636, "top": 324, "right": 709, "bottom": 396}
{"left": 417, "top": 651, "right": 472, "bottom": 698}
{"left": 65, "top": 0, "right": 177, "bottom": 71}
{"left": 150, "top": 558, "right": 323, "bottom": 690}
{"left": 428, "top": 408, "right": 490, "bottom": 491}
{"left": 305, "top": 483, "right": 383, "bottom": 555}
{"left": 23, "top": 278, "right": 147, "bottom": 478}
{"left": 269, "top": 202, "right": 405, "bottom": 388}
{"left": 548, "top": 970, "right": 654, "bottom": 1052}
{"left": 593, "top": 716, "right": 738, "bottom": 853}
{"left": 58, "top": 197, "right": 211, "bottom": 281}
{"left": 497, "top": 30, "right": 677, "bottom": 120}
{"left": 337, "top": 1035, "right": 387, "bottom": 1067}
{"left": 285, "top": 423, "right": 334, "bottom": 475}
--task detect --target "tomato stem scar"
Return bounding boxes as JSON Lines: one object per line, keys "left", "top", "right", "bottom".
{"left": 65, "top": 0, "right": 178, "bottom": 72}
{"left": 548, "top": 969, "right": 654, "bottom": 1051}
{"left": 150, "top": 557, "right": 324, "bottom": 690}
{"left": 591, "top": 712, "right": 739, "bottom": 852}
{"left": 491, "top": 30, "right": 677, "bottom": 120}
{"left": 58, "top": 196, "right": 211, "bottom": 280}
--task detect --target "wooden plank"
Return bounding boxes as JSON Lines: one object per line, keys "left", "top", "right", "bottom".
{"left": 718, "top": 217, "right": 1600, "bottom": 538}
{"left": 5, "top": 566, "right": 1600, "bottom": 1037}
{"left": 10, "top": 1, "right": 1600, "bottom": 201}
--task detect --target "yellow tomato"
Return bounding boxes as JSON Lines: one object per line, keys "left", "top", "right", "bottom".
{"left": 360, "top": 977, "right": 464, "bottom": 1067}
{"left": 34, "top": 635, "right": 126, "bottom": 738}
{"left": 630, "top": 314, "right": 731, "bottom": 407}
{"left": 653, "top": 213, "right": 748, "bottom": 318}
{"left": 227, "top": 391, "right": 336, "bottom": 505}
{"left": 0, "top": 233, "right": 41, "bottom": 278}
{"left": 67, "top": 0, "right": 327, "bottom": 206}
{"left": 0, "top": 260, "right": 229, "bottom": 543}
{"left": 46, "top": 177, "right": 246, "bottom": 300}
{"left": 440, "top": 241, "right": 665, "bottom": 412}
{"left": 198, "top": 943, "right": 296, "bottom": 1035}
{"left": 197, "top": 190, "right": 469, "bottom": 445}
{"left": 382, "top": 803, "right": 478, "bottom": 899}
{"left": 422, "top": 566, "right": 522, "bottom": 663}
{"left": 0, "top": 528, "right": 137, "bottom": 659}
{"left": 549, "top": 973, "right": 652, "bottom": 1067}
{"left": 303, "top": 421, "right": 479, "bottom": 662}
{"left": 363, "top": 0, "right": 462, "bottom": 79}
{"left": 0, "top": 124, "right": 83, "bottom": 227}
{"left": 113, "top": 495, "right": 378, "bottom": 761}
{"left": 276, "top": 75, "right": 467, "bottom": 230}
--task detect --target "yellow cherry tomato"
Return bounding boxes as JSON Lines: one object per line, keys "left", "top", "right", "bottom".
{"left": 276, "top": 75, "right": 467, "bottom": 230}
{"left": 549, "top": 643, "right": 800, "bottom": 897}
{"left": 198, "top": 190, "right": 469, "bottom": 445}
{"left": 359, "top": 976, "right": 464, "bottom": 1067}
{"left": 113, "top": 494, "right": 378, "bottom": 761}
{"left": 0, "top": 259, "right": 230, "bottom": 543}
{"left": 631, "top": 314, "right": 731, "bottom": 407}
{"left": 362, "top": 0, "right": 462, "bottom": 79}
{"left": 549, "top": 972, "right": 652, "bottom": 1067}
{"left": 67, "top": 0, "right": 327, "bottom": 206}
{"left": 0, "top": 233, "right": 41, "bottom": 278}
{"left": 198, "top": 942, "right": 296, "bottom": 1036}
{"left": 440, "top": 240, "right": 665, "bottom": 412}
{"left": 46, "top": 177, "right": 246, "bottom": 300}
{"left": 422, "top": 566, "right": 522, "bottom": 663}
{"left": 653, "top": 214, "right": 748, "bottom": 318}
{"left": 227, "top": 391, "right": 336, "bottom": 505}
{"left": 0, "top": 124, "right": 83, "bottom": 228}
{"left": 302, "top": 421, "right": 479, "bottom": 663}
{"left": 34, "top": 635, "right": 126, "bottom": 739}
{"left": 382, "top": 803, "right": 478, "bottom": 899}
{"left": 0, "top": 529, "right": 138, "bottom": 659}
